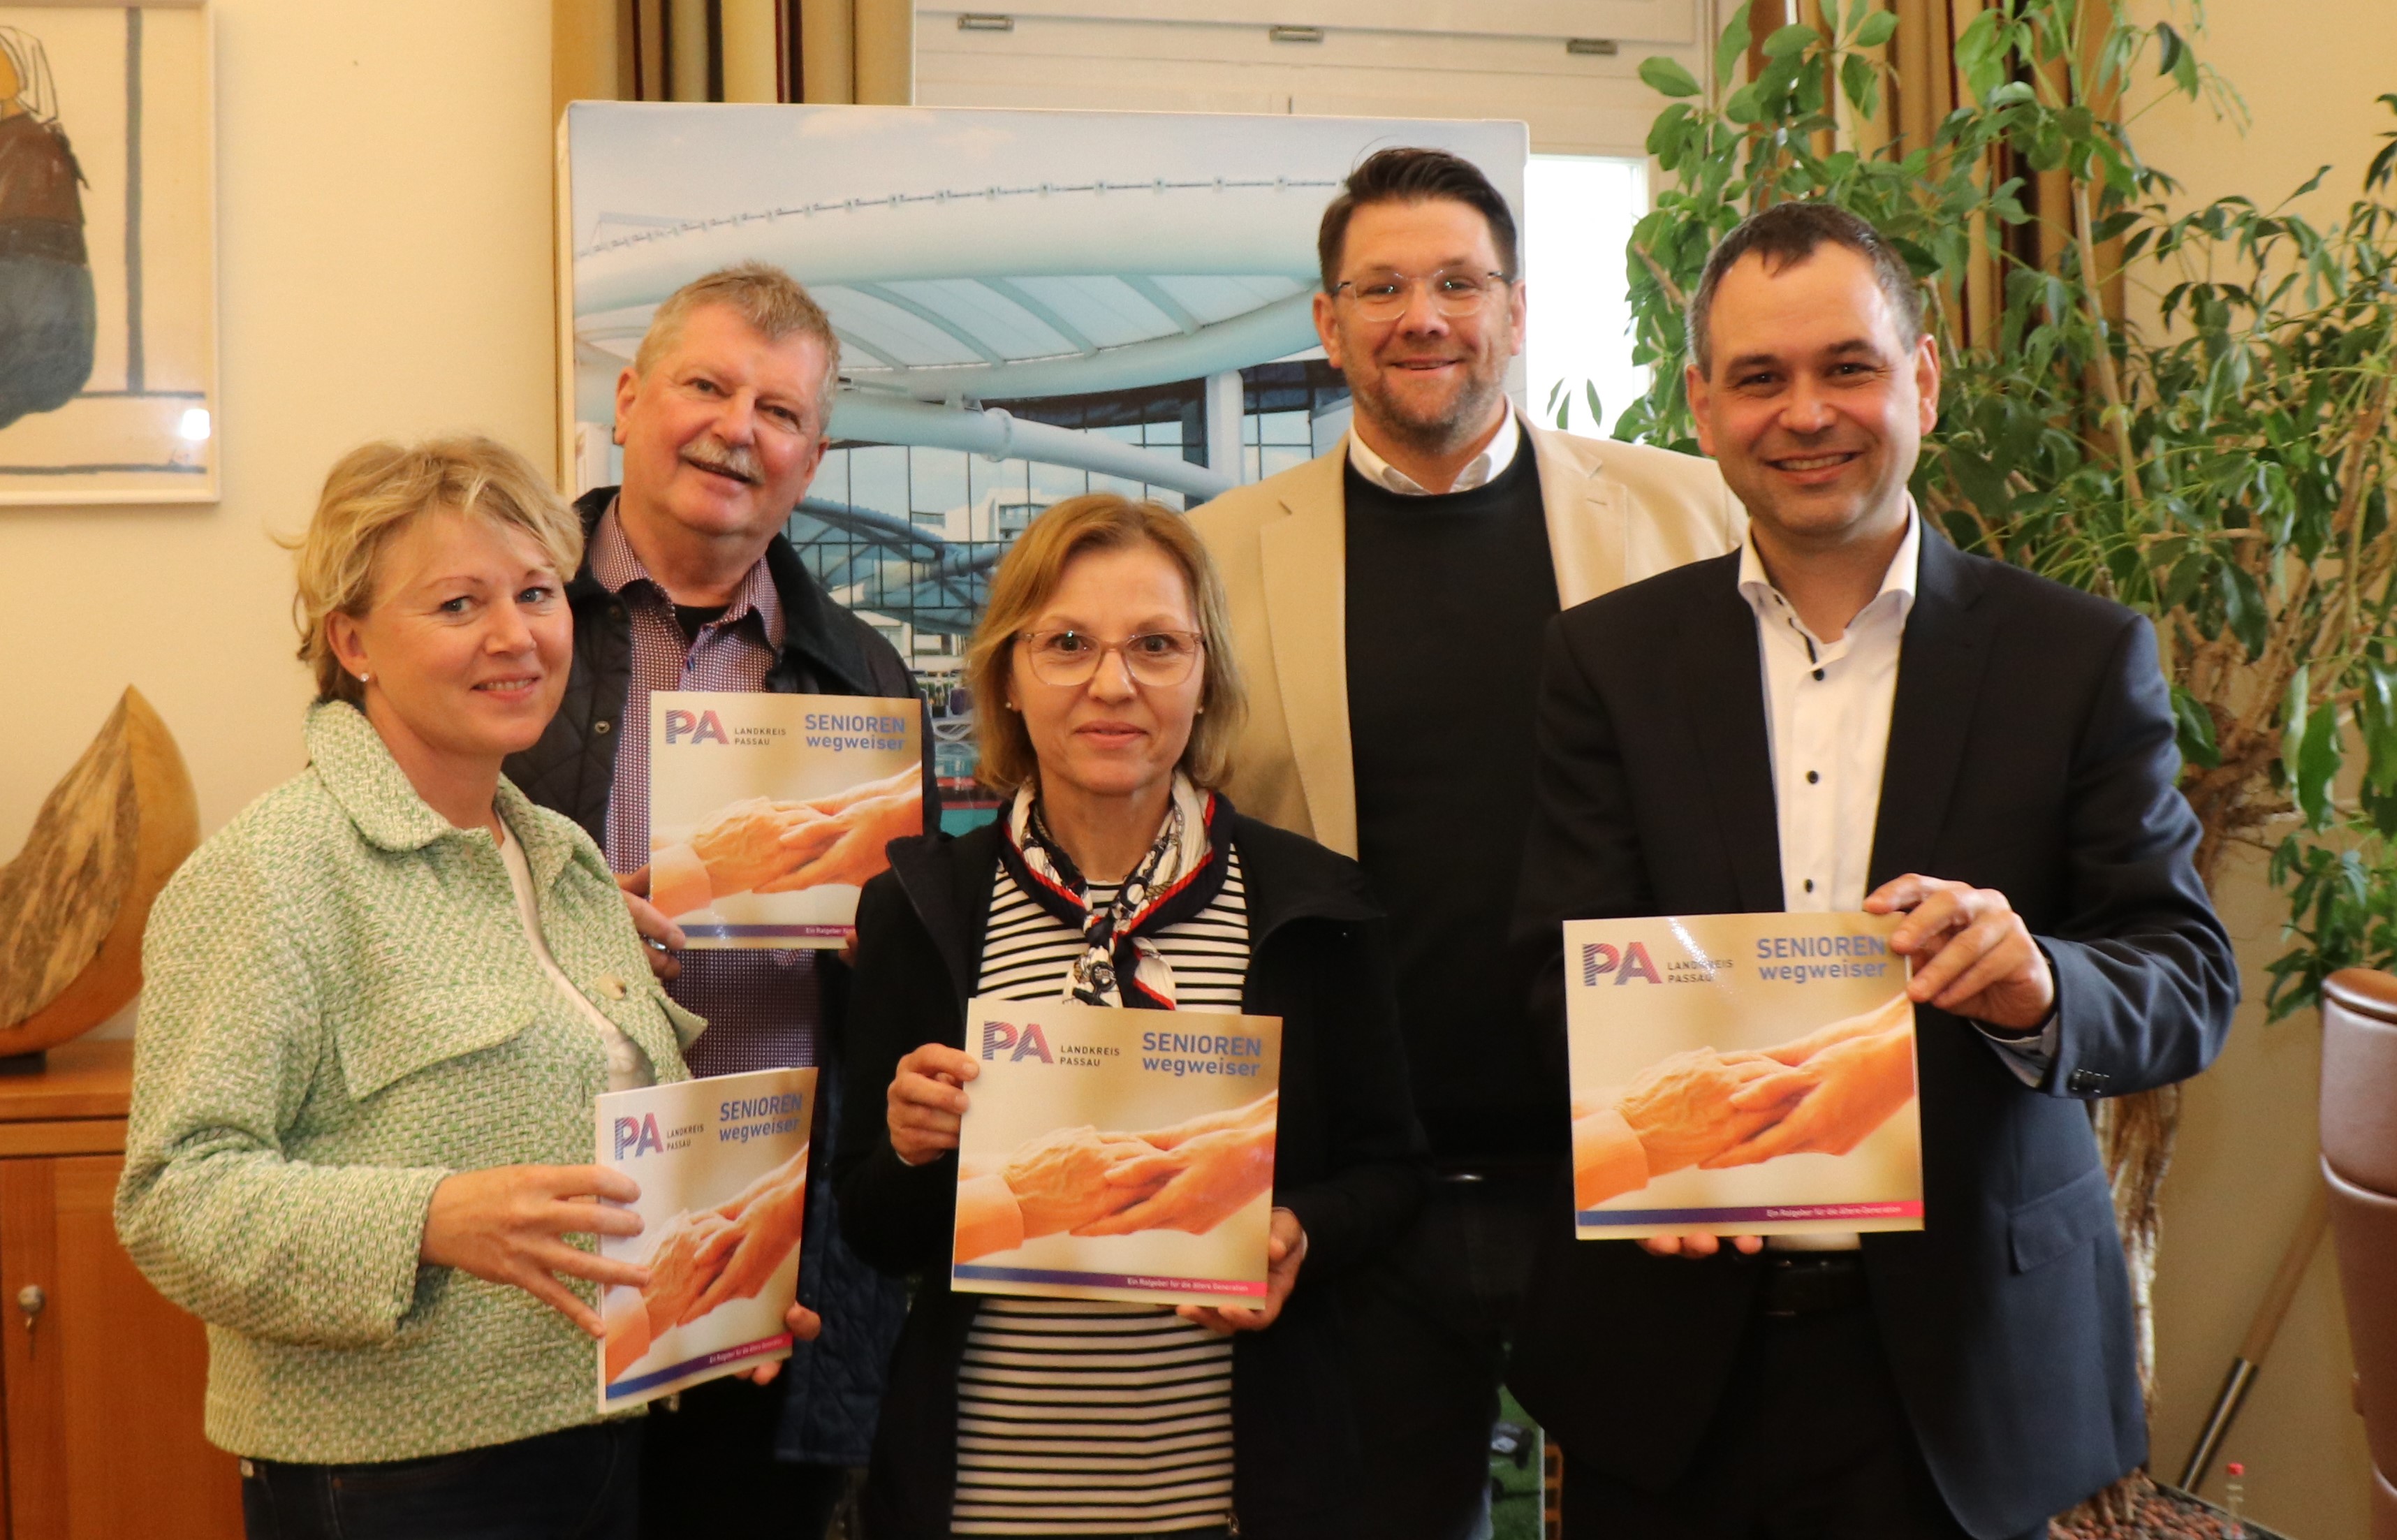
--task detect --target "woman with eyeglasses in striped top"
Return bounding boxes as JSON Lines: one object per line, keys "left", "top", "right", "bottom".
{"left": 831, "top": 492, "right": 1427, "bottom": 1540}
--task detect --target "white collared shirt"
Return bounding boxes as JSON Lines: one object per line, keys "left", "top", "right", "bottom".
{"left": 1739, "top": 512, "right": 2051, "bottom": 1254}
{"left": 1738, "top": 509, "right": 2055, "bottom": 1086}
{"left": 1345, "top": 406, "right": 1522, "bottom": 495}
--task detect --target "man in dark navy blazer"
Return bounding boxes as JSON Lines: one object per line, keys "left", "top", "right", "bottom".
{"left": 1507, "top": 203, "right": 2238, "bottom": 1539}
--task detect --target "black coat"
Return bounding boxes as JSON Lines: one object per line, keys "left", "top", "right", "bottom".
{"left": 502, "top": 486, "right": 928, "bottom": 1465}
{"left": 833, "top": 815, "right": 1430, "bottom": 1540}
{"left": 1507, "top": 533, "right": 2238, "bottom": 1540}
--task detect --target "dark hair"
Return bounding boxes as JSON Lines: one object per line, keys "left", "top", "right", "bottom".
{"left": 1317, "top": 147, "right": 1520, "bottom": 293}
{"left": 1686, "top": 203, "right": 1923, "bottom": 376}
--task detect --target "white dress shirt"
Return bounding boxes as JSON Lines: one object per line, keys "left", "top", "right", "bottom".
{"left": 1345, "top": 406, "right": 1522, "bottom": 495}
{"left": 1738, "top": 512, "right": 2053, "bottom": 1249}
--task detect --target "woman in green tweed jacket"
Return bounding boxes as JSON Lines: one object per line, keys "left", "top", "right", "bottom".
{"left": 116, "top": 437, "right": 818, "bottom": 1540}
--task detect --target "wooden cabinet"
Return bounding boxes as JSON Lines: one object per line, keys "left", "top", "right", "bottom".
{"left": 0, "top": 1040, "right": 242, "bottom": 1540}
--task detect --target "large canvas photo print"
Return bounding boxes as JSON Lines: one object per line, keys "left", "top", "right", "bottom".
{"left": 559, "top": 103, "right": 1524, "bottom": 823}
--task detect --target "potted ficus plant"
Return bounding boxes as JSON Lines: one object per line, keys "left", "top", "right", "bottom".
{"left": 1608, "top": 0, "right": 2397, "bottom": 1525}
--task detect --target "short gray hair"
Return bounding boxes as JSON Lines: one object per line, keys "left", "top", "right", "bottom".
{"left": 634, "top": 262, "right": 843, "bottom": 431}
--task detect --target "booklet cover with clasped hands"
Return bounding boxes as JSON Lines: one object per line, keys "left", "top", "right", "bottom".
{"left": 594, "top": 1067, "right": 815, "bottom": 1409}
{"left": 1564, "top": 912, "right": 1924, "bottom": 1240}
{"left": 951, "top": 998, "right": 1284, "bottom": 1307}
{"left": 647, "top": 691, "right": 923, "bottom": 949}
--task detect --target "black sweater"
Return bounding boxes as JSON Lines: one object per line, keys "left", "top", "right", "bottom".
{"left": 1342, "top": 446, "right": 1561, "bottom": 1161}
{"left": 833, "top": 814, "right": 1429, "bottom": 1540}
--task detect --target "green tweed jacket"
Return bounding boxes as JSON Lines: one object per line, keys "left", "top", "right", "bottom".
{"left": 117, "top": 702, "right": 703, "bottom": 1462}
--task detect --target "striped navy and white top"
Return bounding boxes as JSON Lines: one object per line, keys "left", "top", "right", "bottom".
{"left": 953, "top": 850, "right": 1251, "bottom": 1537}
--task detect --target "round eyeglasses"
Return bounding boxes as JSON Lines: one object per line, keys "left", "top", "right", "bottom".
{"left": 1018, "top": 629, "right": 1204, "bottom": 688}
{"left": 1330, "top": 268, "right": 1515, "bottom": 321}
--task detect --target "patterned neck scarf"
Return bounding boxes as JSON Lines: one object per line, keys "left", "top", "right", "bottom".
{"left": 997, "top": 775, "right": 1229, "bottom": 1010}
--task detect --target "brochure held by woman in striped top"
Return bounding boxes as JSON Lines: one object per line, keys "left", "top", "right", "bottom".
{"left": 952, "top": 997, "right": 1282, "bottom": 1307}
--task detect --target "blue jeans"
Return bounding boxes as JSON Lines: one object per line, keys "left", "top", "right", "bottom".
{"left": 240, "top": 1421, "right": 640, "bottom": 1540}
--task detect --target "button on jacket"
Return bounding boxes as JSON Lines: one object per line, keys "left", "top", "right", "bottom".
{"left": 116, "top": 701, "right": 703, "bottom": 1464}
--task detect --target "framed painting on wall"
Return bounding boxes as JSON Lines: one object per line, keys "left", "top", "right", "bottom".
{"left": 0, "top": 1, "right": 214, "bottom": 504}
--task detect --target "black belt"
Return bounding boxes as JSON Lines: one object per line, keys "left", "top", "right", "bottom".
{"left": 1757, "top": 1252, "right": 1868, "bottom": 1317}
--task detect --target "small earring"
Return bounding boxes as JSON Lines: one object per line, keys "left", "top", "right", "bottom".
{"left": 356, "top": 671, "right": 371, "bottom": 683}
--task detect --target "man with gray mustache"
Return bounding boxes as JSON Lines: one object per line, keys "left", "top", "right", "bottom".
{"left": 506, "top": 262, "right": 931, "bottom": 1539}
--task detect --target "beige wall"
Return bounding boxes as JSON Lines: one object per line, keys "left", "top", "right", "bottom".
{"left": 2130, "top": 4, "right": 2397, "bottom": 1538}
{"left": 0, "top": 0, "right": 557, "bottom": 1043}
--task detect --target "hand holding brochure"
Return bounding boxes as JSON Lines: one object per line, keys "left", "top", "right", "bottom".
{"left": 951, "top": 998, "right": 1282, "bottom": 1307}
{"left": 647, "top": 691, "right": 922, "bottom": 948}
{"left": 594, "top": 1068, "right": 815, "bottom": 1409}
{"left": 1564, "top": 913, "right": 1922, "bottom": 1240}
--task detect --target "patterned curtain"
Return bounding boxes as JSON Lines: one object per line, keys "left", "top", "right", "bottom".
{"left": 550, "top": 0, "right": 909, "bottom": 115}
{"left": 1738, "top": 0, "right": 2127, "bottom": 353}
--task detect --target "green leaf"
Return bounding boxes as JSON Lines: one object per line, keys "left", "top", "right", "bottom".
{"left": 2154, "top": 21, "right": 2183, "bottom": 78}
{"left": 2296, "top": 704, "right": 2343, "bottom": 830}
{"left": 1724, "top": 84, "right": 1765, "bottom": 124}
{"left": 1762, "top": 22, "right": 1819, "bottom": 60}
{"left": 1639, "top": 56, "right": 1705, "bottom": 98}
{"left": 2364, "top": 659, "right": 2397, "bottom": 797}
{"left": 1647, "top": 102, "right": 1695, "bottom": 163}
{"left": 2364, "top": 781, "right": 2397, "bottom": 839}
{"left": 2368, "top": 138, "right": 2397, "bottom": 193}
{"left": 1854, "top": 8, "right": 1899, "bottom": 50}
{"left": 2285, "top": 666, "right": 2345, "bottom": 830}
{"left": 1585, "top": 381, "right": 1606, "bottom": 431}
{"left": 2282, "top": 665, "right": 2310, "bottom": 787}
{"left": 1842, "top": 52, "right": 1880, "bottom": 117}
{"left": 2222, "top": 562, "right": 2267, "bottom": 658}
{"left": 2172, "top": 687, "right": 2222, "bottom": 770}
{"left": 1717, "top": 1, "right": 1754, "bottom": 90}
{"left": 1953, "top": 10, "right": 2002, "bottom": 99}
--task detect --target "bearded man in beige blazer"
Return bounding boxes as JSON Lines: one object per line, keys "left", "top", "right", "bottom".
{"left": 1189, "top": 147, "right": 1740, "bottom": 1540}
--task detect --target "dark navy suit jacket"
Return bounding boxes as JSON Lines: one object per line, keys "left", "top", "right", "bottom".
{"left": 1507, "top": 530, "right": 2238, "bottom": 1539}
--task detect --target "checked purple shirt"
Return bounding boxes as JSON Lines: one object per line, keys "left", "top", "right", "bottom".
{"left": 590, "top": 503, "right": 822, "bottom": 1076}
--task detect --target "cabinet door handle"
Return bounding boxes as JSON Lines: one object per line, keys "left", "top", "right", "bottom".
{"left": 15, "top": 1283, "right": 44, "bottom": 1337}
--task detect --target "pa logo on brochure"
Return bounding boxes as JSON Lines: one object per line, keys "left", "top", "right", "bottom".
{"left": 612, "top": 1113, "right": 665, "bottom": 1159}
{"left": 1582, "top": 941, "right": 1662, "bottom": 986}
{"left": 661, "top": 708, "right": 730, "bottom": 746}
{"left": 981, "top": 1020, "right": 1055, "bottom": 1063}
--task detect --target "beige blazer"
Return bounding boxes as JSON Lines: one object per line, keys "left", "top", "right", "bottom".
{"left": 1187, "top": 423, "right": 1744, "bottom": 857}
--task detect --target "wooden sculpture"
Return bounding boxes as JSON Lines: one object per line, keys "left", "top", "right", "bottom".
{"left": 0, "top": 689, "right": 197, "bottom": 1062}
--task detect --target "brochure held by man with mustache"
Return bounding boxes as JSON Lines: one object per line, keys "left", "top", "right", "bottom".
{"left": 1565, "top": 912, "right": 1923, "bottom": 1240}
{"left": 952, "top": 997, "right": 1284, "bottom": 1307}
{"left": 647, "top": 690, "right": 922, "bottom": 948}
{"left": 594, "top": 1067, "right": 816, "bottom": 1409}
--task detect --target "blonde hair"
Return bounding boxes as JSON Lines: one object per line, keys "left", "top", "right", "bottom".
{"left": 288, "top": 436, "right": 583, "bottom": 705}
{"left": 964, "top": 494, "right": 1246, "bottom": 795}
{"left": 633, "top": 262, "right": 842, "bottom": 430}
